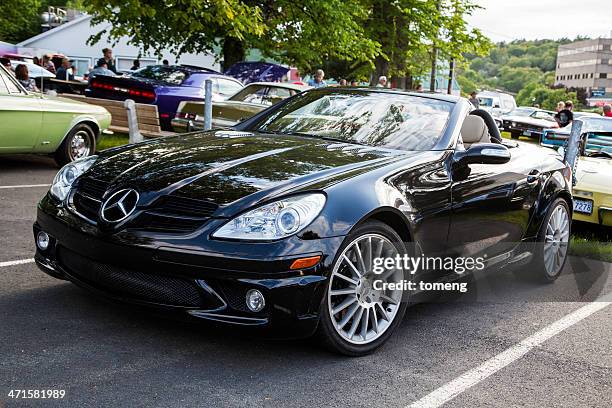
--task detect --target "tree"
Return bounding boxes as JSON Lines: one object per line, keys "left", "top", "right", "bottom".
{"left": 87, "top": 0, "right": 265, "bottom": 70}
{"left": 86, "top": 0, "right": 379, "bottom": 72}
{"left": 0, "top": 0, "right": 41, "bottom": 43}
{"left": 0, "top": 0, "right": 85, "bottom": 43}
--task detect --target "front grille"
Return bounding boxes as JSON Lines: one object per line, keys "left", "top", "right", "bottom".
{"left": 71, "top": 177, "right": 110, "bottom": 222}
{"left": 134, "top": 212, "right": 209, "bottom": 233}
{"left": 156, "top": 195, "right": 219, "bottom": 217}
{"left": 58, "top": 247, "right": 203, "bottom": 307}
{"left": 132, "top": 195, "right": 218, "bottom": 233}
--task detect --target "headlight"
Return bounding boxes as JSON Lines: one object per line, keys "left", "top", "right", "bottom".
{"left": 50, "top": 155, "right": 98, "bottom": 201}
{"left": 212, "top": 193, "right": 326, "bottom": 241}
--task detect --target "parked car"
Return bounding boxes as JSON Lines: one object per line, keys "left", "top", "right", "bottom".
{"left": 85, "top": 65, "right": 243, "bottom": 130}
{"left": 502, "top": 107, "right": 558, "bottom": 139}
{"left": 34, "top": 88, "right": 572, "bottom": 355}
{"left": 172, "top": 82, "right": 310, "bottom": 132}
{"left": 0, "top": 65, "right": 111, "bottom": 166}
{"left": 540, "top": 116, "right": 612, "bottom": 151}
{"left": 224, "top": 61, "right": 291, "bottom": 84}
{"left": 476, "top": 90, "right": 517, "bottom": 127}
{"left": 541, "top": 117, "right": 612, "bottom": 226}
{"left": 9, "top": 61, "right": 54, "bottom": 79}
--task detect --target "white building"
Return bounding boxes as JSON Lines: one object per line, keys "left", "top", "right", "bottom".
{"left": 16, "top": 14, "right": 219, "bottom": 76}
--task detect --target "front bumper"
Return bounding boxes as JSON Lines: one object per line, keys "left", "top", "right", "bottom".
{"left": 34, "top": 195, "right": 345, "bottom": 337}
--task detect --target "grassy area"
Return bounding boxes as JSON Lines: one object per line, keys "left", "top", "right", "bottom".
{"left": 97, "top": 132, "right": 129, "bottom": 151}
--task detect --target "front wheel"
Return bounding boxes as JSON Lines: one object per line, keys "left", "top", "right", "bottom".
{"left": 54, "top": 124, "right": 96, "bottom": 166}
{"left": 316, "top": 221, "right": 408, "bottom": 356}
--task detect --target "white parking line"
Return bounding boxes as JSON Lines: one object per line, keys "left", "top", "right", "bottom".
{"left": 407, "top": 291, "right": 612, "bottom": 408}
{"left": 0, "top": 184, "right": 50, "bottom": 189}
{"left": 0, "top": 258, "right": 35, "bottom": 268}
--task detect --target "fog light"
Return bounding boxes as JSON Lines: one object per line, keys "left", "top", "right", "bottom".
{"left": 246, "top": 289, "right": 265, "bottom": 312}
{"left": 36, "top": 231, "right": 50, "bottom": 250}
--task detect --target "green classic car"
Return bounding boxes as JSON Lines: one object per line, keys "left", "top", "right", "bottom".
{"left": 171, "top": 82, "right": 310, "bottom": 132}
{"left": 0, "top": 65, "right": 111, "bottom": 166}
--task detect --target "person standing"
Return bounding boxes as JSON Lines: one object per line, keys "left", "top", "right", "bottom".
{"left": 468, "top": 91, "right": 479, "bottom": 108}
{"left": 307, "top": 69, "right": 327, "bottom": 88}
{"left": 130, "top": 59, "right": 141, "bottom": 71}
{"left": 338, "top": 78, "right": 347, "bottom": 86}
{"left": 162, "top": 59, "right": 170, "bottom": 66}
{"left": 603, "top": 104, "right": 612, "bottom": 118}
{"left": 555, "top": 101, "right": 565, "bottom": 112}
{"left": 55, "top": 58, "right": 74, "bottom": 81}
{"left": 42, "top": 55, "right": 56, "bottom": 74}
{"left": 554, "top": 100, "right": 574, "bottom": 128}
{"left": 376, "top": 75, "right": 388, "bottom": 87}
{"left": 99, "top": 48, "right": 117, "bottom": 74}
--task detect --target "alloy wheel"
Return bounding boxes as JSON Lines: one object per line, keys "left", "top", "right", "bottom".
{"left": 70, "top": 131, "right": 91, "bottom": 161}
{"left": 327, "top": 233, "right": 404, "bottom": 345}
{"left": 543, "top": 204, "right": 570, "bottom": 277}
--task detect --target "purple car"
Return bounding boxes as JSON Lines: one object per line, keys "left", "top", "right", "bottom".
{"left": 86, "top": 65, "right": 243, "bottom": 130}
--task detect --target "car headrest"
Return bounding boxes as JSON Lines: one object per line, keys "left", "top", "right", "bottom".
{"left": 461, "top": 115, "right": 490, "bottom": 147}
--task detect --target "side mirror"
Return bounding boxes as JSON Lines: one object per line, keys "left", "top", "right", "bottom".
{"left": 454, "top": 143, "right": 511, "bottom": 167}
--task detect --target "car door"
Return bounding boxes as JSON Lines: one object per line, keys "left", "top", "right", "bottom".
{"left": 448, "top": 142, "right": 541, "bottom": 260}
{"left": 0, "top": 68, "right": 43, "bottom": 152}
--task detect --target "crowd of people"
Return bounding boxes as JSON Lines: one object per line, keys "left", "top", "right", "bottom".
{"left": 3, "top": 50, "right": 612, "bottom": 120}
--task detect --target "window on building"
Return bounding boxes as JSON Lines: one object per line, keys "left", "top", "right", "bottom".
{"left": 599, "top": 73, "right": 608, "bottom": 79}
{"left": 68, "top": 57, "right": 92, "bottom": 77}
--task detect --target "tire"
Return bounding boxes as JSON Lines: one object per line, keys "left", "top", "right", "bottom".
{"left": 316, "top": 220, "right": 409, "bottom": 356}
{"left": 54, "top": 123, "right": 96, "bottom": 166}
{"left": 510, "top": 131, "right": 520, "bottom": 139}
{"left": 529, "top": 197, "right": 571, "bottom": 283}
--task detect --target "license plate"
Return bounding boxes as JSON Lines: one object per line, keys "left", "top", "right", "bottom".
{"left": 522, "top": 130, "right": 532, "bottom": 136}
{"left": 573, "top": 199, "right": 593, "bottom": 214}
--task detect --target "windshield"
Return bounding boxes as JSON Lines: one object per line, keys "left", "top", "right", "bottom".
{"left": 478, "top": 97, "right": 494, "bottom": 107}
{"left": 508, "top": 108, "right": 534, "bottom": 117}
{"left": 252, "top": 90, "right": 453, "bottom": 150}
{"left": 131, "top": 66, "right": 187, "bottom": 85}
{"left": 583, "top": 118, "right": 612, "bottom": 133}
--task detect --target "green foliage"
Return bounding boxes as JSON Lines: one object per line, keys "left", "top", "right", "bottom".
{"left": 0, "top": 0, "right": 42, "bottom": 43}
{"left": 0, "top": 0, "right": 86, "bottom": 43}
{"left": 457, "top": 38, "right": 588, "bottom": 104}
{"left": 516, "top": 82, "right": 577, "bottom": 110}
{"left": 87, "top": 0, "right": 265, "bottom": 58}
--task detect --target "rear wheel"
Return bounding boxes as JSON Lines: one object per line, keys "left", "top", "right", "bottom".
{"left": 530, "top": 198, "right": 571, "bottom": 282}
{"left": 316, "top": 221, "right": 408, "bottom": 356}
{"left": 54, "top": 124, "right": 96, "bottom": 166}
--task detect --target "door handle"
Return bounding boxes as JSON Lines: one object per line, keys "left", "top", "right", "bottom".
{"left": 527, "top": 169, "right": 540, "bottom": 183}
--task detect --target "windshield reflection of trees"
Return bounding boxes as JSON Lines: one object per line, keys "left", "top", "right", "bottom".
{"left": 256, "top": 92, "right": 452, "bottom": 151}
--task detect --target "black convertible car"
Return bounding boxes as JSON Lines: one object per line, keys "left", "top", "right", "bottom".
{"left": 34, "top": 88, "right": 572, "bottom": 355}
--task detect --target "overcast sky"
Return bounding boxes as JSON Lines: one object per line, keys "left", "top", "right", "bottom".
{"left": 468, "top": 0, "right": 612, "bottom": 42}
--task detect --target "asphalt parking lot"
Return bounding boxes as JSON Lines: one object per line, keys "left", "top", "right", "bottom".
{"left": 1, "top": 155, "right": 611, "bottom": 408}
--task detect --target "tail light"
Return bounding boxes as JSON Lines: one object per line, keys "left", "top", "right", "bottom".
{"left": 90, "top": 81, "right": 155, "bottom": 101}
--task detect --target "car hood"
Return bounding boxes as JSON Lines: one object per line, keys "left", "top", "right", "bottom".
{"left": 504, "top": 115, "right": 556, "bottom": 128}
{"left": 89, "top": 130, "right": 412, "bottom": 212}
{"left": 575, "top": 156, "right": 612, "bottom": 195}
